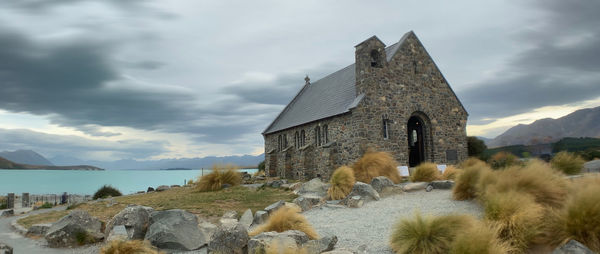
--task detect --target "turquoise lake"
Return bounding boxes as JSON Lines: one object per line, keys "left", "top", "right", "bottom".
{"left": 0, "top": 169, "right": 257, "bottom": 195}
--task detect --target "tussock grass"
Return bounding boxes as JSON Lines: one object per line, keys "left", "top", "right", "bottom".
{"left": 93, "top": 185, "right": 122, "bottom": 200}
{"left": 442, "top": 166, "right": 460, "bottom": 180}
{"left": 450, "top": 221, "right": 513, "bottom": 254}
{"left": 101, "top": 239, "right": 161, "bottom": 254}
{"left": 389, "top": 213, "right": 474, "bottom": 254}
{"left": 250, "top": 206, "right": 319, "bottom": 239}
{"left": 459, "top": 157, "right": 487, "bottom": 169}
{"left": 453, "top": 162, "right": 491, "bottom": 200}
{"left": 551, "top": 151, "right": 585, "bottom": 175}
{"left": 327, "top": 166, "right": 355, "bottom": 200}
{"left": 540, "top": 178, "right": 600, "bottom": 252}
{"left": 353, "top": 151, "right": 401, "bottom": 184}
{"left": 196, "top": 164, "right": 242, "bottom": 192}
{"left": 411, "top": 162, "right": 441, "bottom": 182}
{"left": 488, "top": 152, "right": 520, "bottom": 169}
{"left": 483, "top": 191, "right": 544, "bottom": 252}
{"left": 265, "top": 239, "right": 308, "bottom": 254}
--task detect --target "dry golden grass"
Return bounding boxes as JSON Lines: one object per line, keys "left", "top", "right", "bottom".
{"left": 19, "top": 186, "right": 296, "bottom": 228}
{"left": 196, "top": 164, "right": 242, "bottom": 192}
{"left": 353, "top": 151, "right": 401, "bottom": 184}
{"left": 453, "top": 162, "right": 492, "bottom": 200}
{"left": 327, "top": 166, "right": 355, "bottom": 200}
{"left": 101, "top": 240, "right": 161, "bottom": 254}
{"left": 411, "top": 162, "right": 441, "bottom": 182}
{"left": 488, "top": 151, "right": 521, "bottom": 169}
{"left": 250, "top": 206, "right": 319, "bottom": 240}
{"left": 264, "top": 239, "right": 308, "bottom": 254}
{"left": 450, "top": 221, "right": 513, "bottom": 254}
{"left": 459, "top": 157, "right": 487, "bottom": 169}
{"left": 483, "top": 191, "right": 544, "bottom": 252}
{"left": 389, "top": 213, "right": 475, "bottom": 254}
{"left": 551, "top": 151, "right": 585, "bottom": 175}
{"left": 442, "top": 166, "right": 460, "bottom": 180}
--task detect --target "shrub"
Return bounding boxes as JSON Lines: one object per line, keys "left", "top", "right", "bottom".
{"left": 467, "top": 136, "right": 487, "bottom": 158}
{"left": 93, "top": 185, "right": 122, "bottom": 200}
{"left": 353, "top": 151, "right": 401, "bottom": 184}
{"left": 196, "top": 164, "right": 242, "bottom": 192}
{"left": 258, "top": 160, "right": 266, "bottom": 172}
{"left": 389, "top": 213, "right": 474, "bottom": 254}
{"left": 441, "top": 166, "right": 460, "bottom": 180}
{"left": 541, "top": 181, "right": 600, "bottom": 252}
{"left": 40, "top": 202, "right": 53, "bottom": 209}
{"left": 101, "top": 239, "right": 160, "bottom": 254}
{"left": 250, "top": 206, "right": 319, "bottom": 239}
{"left": 488, "top": 152, "right": 520, "bottom": 169}
{"left": 450, "top": 221, "right": 513, "bottom": 254}
{"left": 483, "top": 191, "right": 544, "bottom": 252}
{"left": 453, "top": 162, "right": 492, "bottom": 200}
{"left": 551, "top": 151, "right": 585, "bottom": 175}
{"left": 411, "top": 162, "right": 441, "bottom": 182}
{"left": 486, "top": 160, "right": 568, "bottom": 208}
{"left": 186, "top": 179, "right": 194, "bottom": 185}
{"left": 327, "top": 166, "right": 356, "bottom": 200}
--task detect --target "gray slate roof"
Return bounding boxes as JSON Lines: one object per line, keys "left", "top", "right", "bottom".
{"left": 262, "top": 33, "right": 410, "bottom": 135}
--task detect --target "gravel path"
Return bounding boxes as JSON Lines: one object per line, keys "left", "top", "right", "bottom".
{"left": 304, "top": 189, "right": 483, "bottom": 254}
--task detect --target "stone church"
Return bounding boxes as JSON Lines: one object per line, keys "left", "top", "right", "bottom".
{"left": 262, "top": 31, "right": 468, "bottom": 180}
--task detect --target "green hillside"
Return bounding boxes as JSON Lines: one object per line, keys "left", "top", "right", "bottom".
{"left": 483, "top": 137, "right": 600, "bottom": 161}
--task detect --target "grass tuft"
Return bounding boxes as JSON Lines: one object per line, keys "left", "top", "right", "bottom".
{"left": 450, "top": 221, "right": 513, "bottom": 254}
{"left": 250, "top": 206, "right": 319, "bottom": 240}
{"left": 551, "top": 151, "right": 585, "bottom": 175}
{"left": 488, "top": 152, "right": 520, "bottom": 169}
{"left": 441, "top": 166, "right": 460, "bottom": 180}
{"left": 101, "top": 239, "right": 161, "bottom": 254}
{"left": 327, "top": 166, "right": 355, "bottom": 200}
{"left": 93, "top": 185, "right": 122, "bottom": 200}
{"left": 389, "top": 213, "right": 474, "bottom": 254}
{"left": 264, "top": 239, "right": 308, "bottom": 254}
{"left": 352, "top": 151, "right": 401, "bottom": 184}
{"left": 411, "top": 162, "right": 441, "bottom": 182}
{"left": 196, "top": 164, "right": 242, "bottom": 192}
{"left": 452, "top": 162, "right": 491, "bottom": 200}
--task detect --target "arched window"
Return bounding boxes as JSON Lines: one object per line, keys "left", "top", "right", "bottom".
{"left": 283, "top": 134, "right": 287, "bottom": 148}
{"left": 314, "top": 126, "right": 321, "bottom": 146}
{"left": 382, "top": 118, "right": 390, "bottom": 139}
{"left": 301, "top": 130, "right": 306, "bottom": 147}
{"left": 323, "top": 124, "right": 329, "bottom": 144}
{"left": 278, "top": 135, "right": 282, "bottom": 151}
{"left": 370, "top": 50, "right": 382, "bottom": 68}
{"left": 294, "top": 131, "right": 299, "bottom": 148}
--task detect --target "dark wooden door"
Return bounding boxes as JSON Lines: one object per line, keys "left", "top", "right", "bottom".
{"left": 408, "top": 116, "right": 424, "bottom": 167}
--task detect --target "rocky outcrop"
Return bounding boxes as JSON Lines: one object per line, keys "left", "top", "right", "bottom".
{"left": 105, "top": 205, "right": 154, "bottom": 240}
{"left": 551, "top": 240, "right": 595, "bottom": 254}
{"left": 248, "top": 230, "right": 309, "bottom": 253}
{"left": 208, "top": 223, "right": 249, "bottom": 254}
{"left": 144, "top": 209, "right": 206, "bottom": 251}
{"left": 45, "top": 210, "right": 104, "bottom": 247}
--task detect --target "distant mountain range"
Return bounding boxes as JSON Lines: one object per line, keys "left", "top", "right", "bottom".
{"left": 0, "top": 156, "right": 103, "bottom": 170}
{"left": 487, "top": 106, "right": 600, "bottom": 148}
{"left": 0, "top": 150, "right": 54, "bottom": 166}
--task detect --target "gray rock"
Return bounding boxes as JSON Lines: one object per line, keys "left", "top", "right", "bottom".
{"left": 269, "top": 180, "right": 285, "bottom": 188}
{"left": 303, "top": 234, "right": 338, "bottom": 253}
{"left": 198, "top": 221, "right": 217, "bottom": 244}
{"left": 293, "top": 195, "right": 324, "bottom": 211}
{"left": 45, "top": 210, "right": 104, "bottom": 247}
{"left": 147, "top": 187, "right": 155, "bottom": 192}
{"left": 0, "top": 210, "right": 13, "bottom": 217}
{"left": 156, "top": 185, "right": 170, "bottom": 192}
{"left": 288, "top": 182, "right": 302, "bottom": 191}
{"left": 402, "top": 182, "right": 428, "bottom": 192}
{"left": 295, "top": 178, "right": 330, "bottom": 198}
{"left": 0, "top": 243, "right": 12, "bottom": 254}
{"left": 208, "top": 223, "right": 249, "bottom": 254}
{"left": 370, "top": 176, "right": 394, "bottom": 193}
{"left": 426, "top": 185, "right": 434, "bottom": 192}
{"left": 222, "top": 210, "right": 238, "bottom": 219}
{"left": 172, "top": 246, "right": 208, "bottom": 254}
{"left": 170, "top": 185, "right": 181, "bottom": 188}
{"left": 253, "top": 210, "right": 269, "bottom": 226}
{"left": 26, "top": 223, "right": 51, "bottom": 236}
{"left": 322, "top": 249, "right": 355, "bottom": 254}
{"left": 264, "top": 200, "right": 285, "bottom": 214}
{"left": 584, "top": 159, "right": 600, "bottom": 173}
{"left": 346, "top": 196, "right": 364, "bottom": 208}
{"left": 342, "top": 182, "right": 380, "bottom": 206}
{"left": 551, "top": 240, "right": 595, "bottom": 254}
{"left": 105, "top": 205, "right": 154, "bottom": 240}
{"left": 430, "top": 180, "right": 454, "bottom": 189}
{"left": 107, "top": 225, "right": 128, "bottom": 242}
{"left": 248, "top": 230, "right": 309, "bottom": 253}
{"left": 239, "top": 209, "right": 253, "bottom": 229}
{"left": 145, "top": 209, "right": 206, "bottom": 251}
{"left": 281, "top": 183, "right": 291, "bottom": 189}
{"left": 222, "top": 183, "right": 232, "bottom": 189}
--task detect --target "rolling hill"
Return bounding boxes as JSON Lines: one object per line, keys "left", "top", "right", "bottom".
{"left": 0, "top": 149, "right": 54, "bottom": 166}
{"left": 0, "top": 156, "right": 103, "bottom": 170}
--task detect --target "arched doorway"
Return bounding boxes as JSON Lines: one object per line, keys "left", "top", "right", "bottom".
{"left": 407, "top": 116, "right": 425, "bottom": 167}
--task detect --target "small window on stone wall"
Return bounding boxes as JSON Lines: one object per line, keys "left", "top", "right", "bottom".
{"left": 283, "top": 134, "right": 287, "bottom": 148}
{"left": 294, "top": 131, "right": 299, "bottom": 148}
{"left": 323, "top": 125, "right": 329, "bottom": 144}
{"left": 278, "top": 135, "right": 282, "bottom": 152}
{"left": 382, "top": 118, "right": 390, "bottom": 139}
{"left": 314, "top": 126, "right": 321, "bottom": 146}
{"left": 370, "top": 50, "right": 382, "bottom": 68}
{"left": 301, "top": 130, "right": 306, "bottom": 147}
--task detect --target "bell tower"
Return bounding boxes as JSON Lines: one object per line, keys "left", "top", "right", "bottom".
{"left": 354, "top": 35, "right": 387, "bottom": 97}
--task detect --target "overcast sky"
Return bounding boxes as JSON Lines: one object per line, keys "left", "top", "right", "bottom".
{"left": 0, "top": 0, "right": 599, "bottom": 161}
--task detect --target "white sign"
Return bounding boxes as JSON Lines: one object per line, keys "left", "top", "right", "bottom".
{"left": 437, "top": 164, "right": 447, "bottom": 173}
{"left": 398, "top": 166, "right": 410, "bottom": 176}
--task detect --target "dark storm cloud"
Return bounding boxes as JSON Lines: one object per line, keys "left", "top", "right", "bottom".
{"left": 458, "top": 0, "right": 600, "bottom": 121}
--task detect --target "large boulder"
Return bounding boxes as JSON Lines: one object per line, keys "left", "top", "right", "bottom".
{"left": 0, "top": 243, "right": 12, "bottom": 254}
{"left": 303, "top": 234, "right": 338, "bottom": 253}
{"left": 342, "top": 182, "right": 379, "bottom": 206}
{"left": 253, "top": 210, "right": 269, "bottom": 226}
{"left": 45, "top": 210, "right": 104, "bottom": 247}
{"left": 239, "top": 209, "right": 253, "bottom": 229}
{"left": 551, "top": 240, "right": 595, "bottom": 254}
{"left": 26, "top": 223, "right": 51, "bottom": 237}
{"left": 107, "top": 225, "right": 128, "bottom": 242}
{"left": 220, "top": 210, "right": 239, "bottom": 225}
{"left": 370, "top": 176, "right": 394, "bottom": 193}
{"left": 264, "top": 200, "right": 285, "bottom": 215}
{"left": 248, "top": 230, "right": 309, "bottom": 253}
{"left": 293, "top": 195, "right": 324, "bottom": 211}
{"left": 198, "top": 221, "right": 218, "bottom": 245}
{"left": 208, "top": 223, "right": 249, "bottom": 254}
{"left": 105, "top": 205, "right": 154, "bottom": 240}
{"left": 583, "top": 159, "right": 600, "bottom": 173}
{"left": 295, "top": 178, "right": 330, "bottom": 198}
{"left": 145, "top": 209, "right": 206, "bottom": 251}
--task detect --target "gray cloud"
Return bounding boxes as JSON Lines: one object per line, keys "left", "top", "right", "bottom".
{"left": 459, "top": 0, "right": 600, "bottom": 121}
